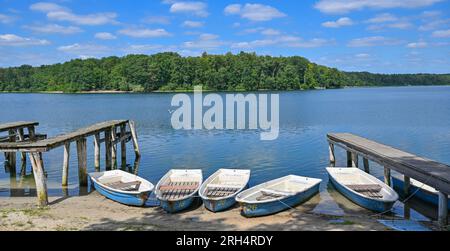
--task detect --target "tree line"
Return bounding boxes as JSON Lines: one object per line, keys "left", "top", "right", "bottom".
{"left": 0, "top": 52, "right": 449, "bottom": 92}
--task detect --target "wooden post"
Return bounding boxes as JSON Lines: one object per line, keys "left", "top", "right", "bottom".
{"left": 351, "top": 152, "right": 358, "bottom": 168}
{"left": 111, "top": 126, "right": 117, "bottom": 169}
{"left": 403, "top": 176, "right": 410, "bottom": 196}
{"left": 94, "top": 133, "right": 100, "bottom": 172}
{"left": 346, "top": 151, "right": 352, "bottom": 167}
{"left": 62, "top": 142, "right": 70, "bottom": 187}
{"left": 363, "top": 158, "right": 370, "bottom": 173}
{"left": 29, "top": 152, "right": 48, "bottom": 206}
{"left": 438, "top": 192, "right": 448, "bottom": 227}
{"left": 7, "top": 129, "right": 16, "bottom": 174}
{"left": 384, "top": 167, "right": 391, "bottom": 186}
{"left": 17, "top": 128, "right": 26, "bottom": 166}
{"left": 27, "top": 126, "right": 36, "bottom": 139}
{"left": 328, "top": 143, "right": 335, "bottom": 167}
{"left": 404, "top": 203, "right": 411, "bottom": 220}
{"left": 120, "top": 124, "right": 127, "bottom": 169}
{"left": 105, "top": 129, "right": 112, "bottom": 171}
{"left": 129, "top": 121, "right": 141, "bottom": 158}
{"left": 76, "top": 138, "right": 88, "bottom": 187}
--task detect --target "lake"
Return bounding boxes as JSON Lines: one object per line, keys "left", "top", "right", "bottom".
{"left": 1, "top": 86, "right": 449, "bottom": 219}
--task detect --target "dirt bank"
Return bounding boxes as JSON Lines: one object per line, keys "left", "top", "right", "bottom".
{"left": 0, "top": 191, "right": 418, "bottom": 231}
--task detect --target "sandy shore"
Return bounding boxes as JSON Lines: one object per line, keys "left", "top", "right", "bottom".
{"left": 1, "top": 191, "right": 437, "bottom": 231}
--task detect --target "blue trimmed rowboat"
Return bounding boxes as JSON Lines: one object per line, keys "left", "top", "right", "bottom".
{"left": 392, "top": 176, "right": 450, "bottom": 208}
{"left": 155, "top": 169, "right": 203, "bottom": 213}
{"left": 89, "top": 170, "right": 154, "bottom": 206}
{"left": 326, "top": 167, "right": 398, "bottom": 212}
{"left": 235, "top": 175, "right": 321, "bottom": 217}
{"left": 199, "top": 169, "right": 251, "bottom": 212}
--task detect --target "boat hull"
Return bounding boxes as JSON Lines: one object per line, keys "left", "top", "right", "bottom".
{"left": 392, "top": 177, "right": 450, "bottom": 209}
{"left": 239, "top": 183, "right": 320, "bottom": 217}
{"left": 159, "top": 196, "right": 197, "bottom": 213}
{"left": 329, "top": 175, "right": 395, "bottom": 213}
{"left": 203, "top": 196, "right": 237, "bottom": 212}
{"left": 92, "top": 180, "right": 150, "bottom": 206}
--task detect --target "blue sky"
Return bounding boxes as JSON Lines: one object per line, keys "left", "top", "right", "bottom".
{"left": 0, "top": 0, "right": 449, "bottom": 73}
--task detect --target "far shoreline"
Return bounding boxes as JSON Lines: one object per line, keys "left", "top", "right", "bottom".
{"left": 0, "top": 84, "right": 449, "bottom": 94}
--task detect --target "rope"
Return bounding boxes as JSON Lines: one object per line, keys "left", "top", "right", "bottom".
{"left": 270, "top": 173, "right": 443, "bottom": 225}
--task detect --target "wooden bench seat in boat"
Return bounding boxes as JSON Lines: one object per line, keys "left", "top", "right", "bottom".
{"left": 347, "top": 184, "right": 383, "bottom": 198}
{"left": 104, "top": 180, "right": 141, "bottom": 191}
{"left": 205, "top": 185, "right": 241, "bottom": 198}
{"left": 159, "top": 182, "right": 199, "bottom": 200}
{"left": 256, "top": 189, "right": 293, "bottom": 201}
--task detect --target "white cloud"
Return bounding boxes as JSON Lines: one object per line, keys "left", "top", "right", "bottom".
{"left": 0, "top": 34, "right": 50, "bottom": 46}
{"left": 322, "top": 17, "right": 354, "bottom": 28}
{"left": 224, "top": 4, "right": 286, "bottom": 21}
{"left": 118, "top": 28, "right": 171, "bottom": 38}
{"left": 314, "top": 0, "right": 443, "bottom": 14}
{"left": 261, "top": 28, "right": 281, "bottom": 36}
{"left": 420, "top": 10, "right": 441, "bottom": 18}
{"left": 122, "top": 44, "right": 177, "bottom": 54}
{"left": 183, "top": 33, "right": 225, "bottom": 49}
{"left": 367, "top": 21, "right": 413, "bottom": 31}
{"left": 224, "top": 4, "right": 242, "bottom": 15}
{"left": 182, "top": 20, "right": 204, "bottom": 28}
{"left": 170, "top": 2, "right": 208, "bottom": 17}
{"left": 24, "top": 24, "right": 83, "bottom": 34}
{"left": 364, "top": 13, "right": 413, "bottom": 31}
{"left": 30, "top": 2, "right": 117, "bottom": 25}
{"left": 231, "top": 36, "right": 333, "bottom": 49}
{"left": 348, "top": 36, "right": 402, "bottom": 47}
{"left": 57, "top": 43, "right": 110, "bottom": 56}
{"left": 432, "top": 29, "right": 450, "bottom": 38}
{"left": 365, "top": 13, "right": 398, "bottom": 23}
{"left": 355, "top": 53, "right": 371, "bottom": 58}
{"left": 418, "top": 18, "right": 450, "bottom": 31}
{"left": 0, "top": 14, "right": 16, "bottom": 24}
{"left": 30, "top": 2, "right": 67, "bottom": 12}
{"left": 142, "top": 16, "right": 171, "bottom": 25}
{"left": 46, "top": 11, "right": 117, "bottom": 26}
{"left": 95, "top": 32, "right": 117, "bottom": 40}
{"left": 407, "top": 41, "right": 428, "bottom": 48}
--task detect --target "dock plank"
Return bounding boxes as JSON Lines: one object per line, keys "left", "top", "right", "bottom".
{"left": 0, "top": 121, "right": 39, "bottom": 132}
{"left": 328, "top": 133, "right": 450, "bottom": 195}
{"left": 0, "top": 120, "right": 128, "bottom": 152}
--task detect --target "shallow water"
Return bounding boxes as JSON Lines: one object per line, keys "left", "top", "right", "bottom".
{"left": 1, "top": 86, "right": 449, "bottom": 220}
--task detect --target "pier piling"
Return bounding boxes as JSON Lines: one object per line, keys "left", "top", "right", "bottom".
{"left": 94, "top": 133, "right": 100, "bottom": 172}
{"left": 76, "top": 138, "right": 87, "bottom": 187}
{"left": 62, "top": 142, "right": 70, "bottom": 187}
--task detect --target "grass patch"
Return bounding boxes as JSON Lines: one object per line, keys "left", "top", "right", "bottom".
{"left": 0, "top": 207, "right": 50, "bottom": 217}
{"left": 329, "top": 218, "right": 355, "bottom": 226}
{"left": 55, "top": 225, "right": 79, "bottom": 231}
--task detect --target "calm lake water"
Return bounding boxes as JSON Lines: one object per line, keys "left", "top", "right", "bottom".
{"left": 1, "top": 86, "right": 449, "bottom": 220}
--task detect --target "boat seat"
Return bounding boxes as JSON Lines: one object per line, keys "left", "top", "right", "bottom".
{"left": 159, "top": 182, "right": 199, "bottom": 200}
{"left": 205, "top": 186, "right": 240, "bottom": 198}
{"left": 347, "top": 184, "right": 383, "bottom": 198}
{"left": 255, "top": 189, "right": 291, "bottom": 201}
{"left": 105, "top": 180, "right": 141, "bottom": 191}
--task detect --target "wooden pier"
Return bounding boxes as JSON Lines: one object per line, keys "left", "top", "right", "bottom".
{"left": 327, "top": 133, "right": 450, "bottom": 227}
{"left": 0, "top": 121, "right": 47, "bottom": 175}
{"left": 0, "top": 120, "right": 140, "bottom": 206}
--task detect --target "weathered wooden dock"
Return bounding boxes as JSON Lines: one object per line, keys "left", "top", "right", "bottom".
{"left": 0, "top": 120, "right": 140, "bottom": 206}
{"left": 327, "top": 133, "right": 450, "bottom": 226}
{"left": 1, "top": 121, "right": 47, "bottom": 175}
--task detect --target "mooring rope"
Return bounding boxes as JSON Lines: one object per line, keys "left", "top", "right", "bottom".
{"left": 271, "top": 172, "right": 447, "bottom": 228}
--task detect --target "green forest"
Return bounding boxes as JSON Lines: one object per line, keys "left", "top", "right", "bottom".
{"left": 1, "top": 52, "right": 449, "bottom": 92}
